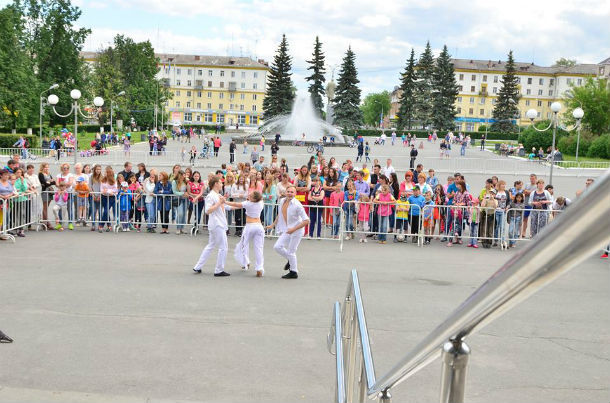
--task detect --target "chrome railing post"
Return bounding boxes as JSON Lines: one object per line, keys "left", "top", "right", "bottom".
{"left": 344, "top": 295, "right": 357, "bottom": 402}
{"left": 439, "top": 339, "right": 470, "bottom": 403}
{"left": 379, "top": 388, "right": 392, "bottom": 402}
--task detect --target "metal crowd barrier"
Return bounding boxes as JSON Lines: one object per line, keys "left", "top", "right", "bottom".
{"left": 0, "top": 192, "right": 45, "bottom": 242}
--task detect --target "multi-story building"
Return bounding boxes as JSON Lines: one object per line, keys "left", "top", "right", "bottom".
{"left": 388, "top": 57, "right": 606, "bottom": 131}
{"left": 82, "top": 51, "right": 269, "bottom": 127}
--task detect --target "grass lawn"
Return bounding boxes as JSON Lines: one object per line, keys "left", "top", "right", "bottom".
{"left": 75, "top": 131, "right": 147, "bottom": 149}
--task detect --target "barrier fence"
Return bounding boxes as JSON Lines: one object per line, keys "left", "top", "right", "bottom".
{"left": 0, "top": 188, "right": 572, "bottom": 251}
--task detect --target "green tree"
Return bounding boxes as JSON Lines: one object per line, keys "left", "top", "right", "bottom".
{"left": 305, "top": 36, "right": 326, "bottom": 117}
{"left": 0, "top": 4, "right": 37, "bottom": 129}
{"left": 360, "top": 91, "right": 390, "bottom": 126}
{"left": 93, "top": 35, "right": 171, "bottom": 129}
{"left": 16, "top": 0, "right": 92, "bottom": 126}
{"left": 263, "top": 34, "right": 294, "bottom": 119}
{"left": 553, "top": 58, "right": 577, "bottom": 67}
{"left": 491, "top": 50, "right": 520, "bottom": 132}
{"left": 431, "top": 45, "right": 458, "bottom": 130}
{"left": 333, "top": 46, "right": 363, "bottom": 129}
{"left": 563, "top": 78, "right": 610, "bottom": 135}
{"left": 396, "top": 48, "right": 417, "bottom": 130}
{"left": 414, "top": 41, "right": 435, "bottom": 128}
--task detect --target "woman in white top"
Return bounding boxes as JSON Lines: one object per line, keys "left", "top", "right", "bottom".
{"left": 225, "top": 191, "right": 265, "bottom": 277}
{"left": 143, "top": 170, "right": 157, "bottom": 232}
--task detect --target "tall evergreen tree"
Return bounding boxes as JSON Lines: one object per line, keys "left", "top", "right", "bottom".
{"left": 431, "top": 45, "right": 459, "bottom": 130}
{"left": 491, "top": 50, "right": 520, "bottom": 132}
{"left": 305, "top": 36, "right": 326, "bottom": 118}
{"left": 333, "top": 46, "right": 362, "bottom": 129}
{"left": 263, "top": 34, "right": 294, "bottom": 119}
{"left": 414, "top": 41, "right": 435, "bottom": 128}
{"left": 396, "top": 48, "right": 417, "bottom": 130}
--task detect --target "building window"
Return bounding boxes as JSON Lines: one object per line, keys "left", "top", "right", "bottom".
{"left": 253, "top": 83, "right": 257, "bottom": 89}
{"left": 480, "top": 98, "right": 485, "bottom": 104}
{"left": 548, "top": 101, "right": 552, "bottom": 106}
{"left": 537, "top": 111, "right": 541, "bottom": 118}
{"left": 492, "top": 99, "right": 497, "bottom": 104}
{"left": 177, "top": 68, "right": 181, "bottom": 75}
{"left": 207, "top": 103, "right": 212, "bottom": 109}
{"left": 482, "top": 75, "right": 487, "bottom": 82}
{"left": 238, "top": 115, "right": 246, "bottom": 124}
{"left": 196, "top": 114, "right": 201, "bottom": 122}
{"left": 459, "top": 73, "right": 464, "bottom": 80}
{"left": 492, "top": 87, "right": 497, "bottom": 94}
{"left": 231, "top": 71, "right": 235, "bottom": 78}
{"left": 566, "top": 78, "right": 572, "bottom": 84}
{"left": 549, "top": 78, "right": 554, "bottom": 86}
{"left": 457, "top": 107, "right": 461, "bottom": 113}
{"left": 469, "top": 97, "right": 474, "bottom": 104}
{"left": 207, "top": 92, "right": 212, "bottom": 98}
{"left": 252, "top": 105, "right": 257, "bottom": 112}
{"left": 187, "top": 80, "right": 192, "bottom": 87}
{"left": 527, "top": 77, "right": 532, "bottom": 84}
{"left": 220, "top": 82, "right": 224, "bottom": 88}
{"left": 197, "top": 91, "right": 202, "bottom": 97}
{"left": 458, "top": 85, "right": 463, "bottom": 91}
{"left": 525, "top": 100, "right": 530, "bottom": 106}
{"left": 176, "top": 101, "right": 181, "bottom": 107}
{"left": 253, "top": 72, "right": 258, "bottom": 78}
{"left": 526, "top": 89, "right": 531, "bottom": 95}
{"left": 479, "top": 109, "right": 484, "bottom": 115}
{"left": 186, "top": 101, "right": 192, "bottom": 108}
{"left": 196, "top": 102, "right": 201, "bottom": 109}
{"left": 220, "top": 70, "right": 225, "bottom": 77}
{"left": 537, "top": 100, "right": 542, "bottom": 107}
{"left": 251, "top": 115, "right": 258, "bottom": 124}
{"left": 208, "top": 70, "right": 213, "bottom": 76}
{"left": 240, "top": 93, "right": 245, "bottom": 100}
{"left": 539, "top": 78, "right": 544, "bottom": 85}
{"left": 176, "top": 90, "right": 181, "bottom": 96}
{"left": 198, "top": 69, "right": 202, "bottom": 76}
{"left": 176, "top": 80, "right": 181, "bottom": 86}
{"left": 219, "top": 93, "right": 224, "bottom": 99}
{"left": 471, "top": 74, "right": 476, "bottom": 81}
{"left": 229, "top": 104, "right": 234, "bottom": 110}
{"left": 493, "top": 76, "right": 498, "bottom": 83}
{"left": 217, "top": 114, "right": 225, "bottom": 123}
{"left": 240, "top": 104, "right": 244, "bottom": 111}
{"left": 466, "top": 123, "right": 475, "bottom": 131}
{"left": 241, "top": 72, "right": 246, "bottom": 78}
{"left": 252, "top": 94, "right": 257, "bottom": 101}
{"left": 577, "top": 78, "right": 582, "bottom": 85}
{"left": 468, "top": 108, "right": 474, "bottom": 115}
{"left": 456, "top": 96, "right": 462, "bottom": 102}
{"left": 186, "top": 91, "right": 191, "bottom": 97}
{"left": 219, "top": 103, "right": 223, "bottom": 110}
{"left": 230, "top": 93, "right": 235, "bottom": 100}
{"left": 184, "top": 112, "right": 192, "bottom": 121}
{"left": 538, "top": 89, "right": 543, "bottom": 95}
{"left": 470, "top": 86, "right": 475, "bottom": 92}
{"left": 204, "top": 113, "right": 213, "bottom": 122}
{"left": 187, "top": 69, "right": 192, "bottom": 75}
{"left": 549, "top": 90, "right": 553, "bottom": 96}
{"left": 516, "top": 77, "right": 521, "bottom": 83}
{"left": 241, "top": 82, "right": 245, "bottom": 89}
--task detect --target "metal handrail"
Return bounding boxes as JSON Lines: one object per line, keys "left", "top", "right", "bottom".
{"left": 331, "top": 169, "right": 610, "bottom": 402}
{"left": 329, "top": 301, "right": 346, "bottom": 403}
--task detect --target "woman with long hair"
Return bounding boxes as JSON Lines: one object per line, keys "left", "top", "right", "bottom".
{"left": 143, "top": 170, "right": 157, "bottom": 232}
{"left": 187, "top": 171, "right": 205, "bottom": 226}
{"left": 154, "top": 171, "right": 173, "bottom": 234}
{"left": 172, "top": 170, "right": 189, "bottom": 234}
{"left": 100, "top": 166, "right": 117, "bottom": 232}
{"left": 223, "top": 172, "right": 237, "bottom": 231}
{"left": 38, "top": 163, "right": 56, "bottom": 228}
{"left": 231, "top": 174, "right": 248, "bottom": 236}
{"left": 262, "top": 173, "right": 277, "bottom": 231}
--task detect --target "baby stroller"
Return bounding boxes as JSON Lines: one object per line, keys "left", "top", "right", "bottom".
{"left": 198, "top": 144, "right": 211, "bottom": 159}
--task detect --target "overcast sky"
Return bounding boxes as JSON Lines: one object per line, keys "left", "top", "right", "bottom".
{"left": 5, "top": 0, "right": 610, "bottom": 96}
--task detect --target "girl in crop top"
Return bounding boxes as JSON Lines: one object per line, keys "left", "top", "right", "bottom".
{"left": 224, "top": 191, "right": 266, "bottom": 277}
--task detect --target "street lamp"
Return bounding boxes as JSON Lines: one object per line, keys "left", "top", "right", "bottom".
{"left": 572, "top": 107, "right": 584, "bottom": 161}
{"left": 373, "top": 99, "right": 384, "bottom": 129}
{"left": 110, "top": 90, "right": 126, "bottom": 135}
{"left": 39, "top": 83, "right": 59, "bottom": 145}
{"left": 525, "top": 102, "right": 583, "bottom": 185}
{"left": 47, "top": 89, "right": 104, "bottom": 163}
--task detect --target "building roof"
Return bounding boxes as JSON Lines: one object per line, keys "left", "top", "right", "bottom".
{"left": 451, "top": 58, "right": 598, "bottom": 75}
{"left": 599, "top": 56, "right": 610, "bottom": 65}
{"left": 80, "top": 51, "right": 269, "bottom": 69}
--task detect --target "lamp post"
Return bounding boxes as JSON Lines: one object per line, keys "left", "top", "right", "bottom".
{"left": 572, "top": 107, "right": 584, "bottom": 161}
{"left": 39, "top": 83, "right": 59, "bottom": 145}
{"left": 110, "top": 91, "right": 126, "bottom": 135}
{"left": 47, "top": 89, "right": 104, "bottom": 164}
{"left": 525, "top": 102, "right": 584, "bottom": 185}
{"left": 373, "top": 99, "right": 384, "bottom": 129}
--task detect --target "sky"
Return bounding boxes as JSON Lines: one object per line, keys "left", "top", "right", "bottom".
{"left": 4, "top": 0, "right": 610, "bottom": 96}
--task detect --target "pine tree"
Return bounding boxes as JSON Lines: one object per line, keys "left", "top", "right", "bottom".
{"left": 432, "top": 45, "right": 459, "bottom": 130}
{"left": 305, "top": 36, "right": 326, "bottom": 117}
{"left": 414, "top": 41, "right": 435, "bottom": 129}
{"left": 263, "top": 34, "right": 294, "bottom": 119}
{"left": 397, "top": 48, "right": 417, "bottom": 130}
{"left": 333, "top": 46, "right": 362, "bottom": 129}
{"left": 491, "top": 50, "right": 520, "bottom": 132}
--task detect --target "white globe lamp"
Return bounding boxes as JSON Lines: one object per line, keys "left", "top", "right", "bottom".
{"left": 70, "top": 89, "right": 82, "bottom": 100}
{"left": 525, "top": 109, "right": 538, "bottom": 120}
{"left": 93, "top": 97, "right": 104, "bottom": 107}
{"left": 550, "top": 102, "right": 562, "bottom": 114}
{"left": 47, "top": 94, "right": 59, "bottom": 106}
{"left": 572, "top": 107, "right": 584, "bottom": 120}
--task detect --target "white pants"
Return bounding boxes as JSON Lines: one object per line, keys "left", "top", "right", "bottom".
{"left": 194, "top": 226, "right": 228, "bottom": 274}
{"left": 273, "top": 231, "right": 303, "bottom": 273}
{"left": 234, "top": 223, "right": 265, "bottom": 273}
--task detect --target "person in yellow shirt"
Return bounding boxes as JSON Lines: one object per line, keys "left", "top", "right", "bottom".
{"left": 394, "top": 190, "right": 410, "bottom": 242}
{"left": 361, "top": 163, "right": 370, "bottom": 182}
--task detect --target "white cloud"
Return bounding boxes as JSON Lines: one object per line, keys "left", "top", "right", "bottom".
{"left": 357, "top": 15, "right": 391, "bottom": 28}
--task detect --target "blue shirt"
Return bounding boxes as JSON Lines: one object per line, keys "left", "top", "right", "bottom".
{"left": 354, "top": 180, "right": 370, "bottom": 196}
{"left": 426, "top": 176, "right": 439, "bottom": 189}
{"left": 408, "top": 195, "right": 425, "bottom": 216}
{"left": 446, "top": 183, "right": 458, "bottom": 205}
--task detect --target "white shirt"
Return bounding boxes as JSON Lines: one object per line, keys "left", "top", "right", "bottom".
{"left": 205, "top": 190, "right": 230, "bottom": 230}
{"left": 56, "top": 173, "right": 75, "bottom": 191}
{"left": 382, "top": 165, "right": 395, "bottom": 177}
{"left": 243, "top": 200, "right": 263, "bottom": 219}
{"left": 277, "top": 197, "right": 309, "bottom": 233}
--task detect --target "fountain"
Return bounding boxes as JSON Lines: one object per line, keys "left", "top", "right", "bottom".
{"left": 249, "top": 92, "right": 344, "bottom": 144}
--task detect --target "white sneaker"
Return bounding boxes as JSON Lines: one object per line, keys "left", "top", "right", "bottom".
{"left": 126, "top": 227, "right": 130, "bottom": 232}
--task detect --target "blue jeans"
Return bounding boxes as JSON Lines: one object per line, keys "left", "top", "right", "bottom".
{"left": 332, "top": 211, "right": 341, "bottom": 236}
{"left": 176, "top": 199, "right": 187, "bottom": 230}
{"left": 494, "top": 210, "right": 506, "bottom": 243}
{"left": 309, "top": 205, "right": 323, "bottom": 237}
{"left": 263, "top": 204, "right": 275, "bottom": 227}
{"left": 146, "top": 201, "right": 156, "bottom": 229}
{"left": 344, "top": 206, "right": 355, "bottom": 232}
{"left": 378, "top": 215, "right": 389, "bottom": 241}
{"left": 91, "top": 197, "right": 102, "bottom": 227}
{"left": 508, "top": 215, "right": 522, "bottom": 246}
{"left": 469, "top": 222, "right": 478, "bottom": 245}
{"left": 101, "top": 195, "right": 116, "bottom": 227}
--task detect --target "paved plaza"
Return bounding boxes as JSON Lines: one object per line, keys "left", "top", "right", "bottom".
{"left": 1, "top": 134, "right": 609, "bottom": 402}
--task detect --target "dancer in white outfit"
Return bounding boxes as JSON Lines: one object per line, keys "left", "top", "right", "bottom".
{"left": 224, "top": 191, "right": 265, "bottom": 277}
{"left": 193, "top": 176, "right": 231, "bottom": 277}
{"left": 267, "top": 185, "right": 310, "bottom": 279}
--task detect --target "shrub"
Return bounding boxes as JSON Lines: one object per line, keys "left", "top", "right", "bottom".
{"left": 0, "top": 134, "right": 38, "bottom": 148}
{"left": 342, "top": 128, "right": 518, "bottom": 141}
{"left": 586, "top": 134, "right": 610, "bottom": 159}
